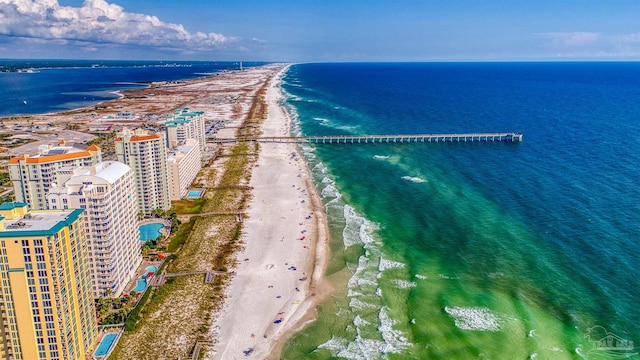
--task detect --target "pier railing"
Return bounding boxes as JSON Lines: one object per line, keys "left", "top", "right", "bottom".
{"left": 211, "top": 132, "right": 523, "bottom": 144}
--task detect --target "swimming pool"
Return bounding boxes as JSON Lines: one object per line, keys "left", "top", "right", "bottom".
{"left": 94, "top": 332, "right": 118, "bottom": 357}
{"left": 133, "top": 279, "right": 147, "bottom": 292}
{"left": 138, "top": 222, "right": 164, "bottom": 241}
{"left": 186, "top": 189, "right": 203, "bottom": 198}
{"left": 141, "top": 266, "right": 158, "bottom": 279}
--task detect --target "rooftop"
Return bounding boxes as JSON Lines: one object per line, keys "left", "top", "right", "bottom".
{"left": 67, "top": 161, "right": 131, "bottom": 185}
{"left": 0, "top": 209, "right": 84, "bottom": 237}
{"left": 0, "top": 202, "right": 28, "bottom": 211}
{"left": 8, "top": 143, "right": 100, "bottom": 164}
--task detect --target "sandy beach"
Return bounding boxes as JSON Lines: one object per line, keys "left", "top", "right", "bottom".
{"left": 209, "top": 67, "right": 330, "bottom": 359}
{"left": 0, "top": 64, "right": 331, "bottom": 359}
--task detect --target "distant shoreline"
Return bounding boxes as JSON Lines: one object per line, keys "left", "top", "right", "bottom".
{"left": 0, "top": 60, "right": 260, "bottom": 119}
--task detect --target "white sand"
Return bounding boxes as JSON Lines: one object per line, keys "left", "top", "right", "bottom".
{"left": 209, "top": 67, "right": 330, "bottom": 359}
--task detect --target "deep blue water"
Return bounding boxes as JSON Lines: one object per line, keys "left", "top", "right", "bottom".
{"left": 0, "top": 59, "right": 264, "bottom": 116}
{"left": 3, "top": 60, "right": 638, "bottom": 359}
{"left": 280, "top": 63, "right": 640, "bottom": 359}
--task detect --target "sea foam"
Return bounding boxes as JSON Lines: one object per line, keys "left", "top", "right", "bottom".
{"left": 342, "top": 205, "right": 378, "bottom": 248}
{"left": 444, "top": 306, "right": 503, "bottom": 331}
{"left": 378, "top": 307, "right": 412, "bottom": 354}
{"left": 401, "top": 176, "right": 427, "bottom": 183}
{"left": 321, "top": 183, "right": 341, "bottom": 199}
{"left": 393, "top": 280, "right": 417, "bottom": 289}
{"left": 378, "top": 258, "right": 405, "bottom": 272}
{"left": 317, "top": 336, "right": 349, "bottom": 355}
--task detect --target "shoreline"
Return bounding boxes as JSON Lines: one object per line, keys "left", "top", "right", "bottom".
{"left": 209, "top": 65, "right": 332, "bottom": 359}
{"left": 0, "top": 63, "right": 240, "bottom": 120}
{"left": 0, "top": 63, "right": 334, "bottom": 358}
{"left": 0, "top": 65, "right": 257, "bottom": 129}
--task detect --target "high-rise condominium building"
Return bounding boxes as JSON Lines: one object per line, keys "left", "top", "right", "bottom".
{"left": 46, "top": 161, "right": 141, "bottom": 298}
{"left": 165, "top": 108, "right": 206, "bottom": 151}
{"left": 115, "top": 129, "right": 171, "bottom": 216}
{"left": 0, "top": 203, "right": 97, "bottom": 360}
{"left": 8, "top": 142, "right": 102, "bottom": 210}
{"left": 167, "top": 139, "right": 202, "bottom": 200}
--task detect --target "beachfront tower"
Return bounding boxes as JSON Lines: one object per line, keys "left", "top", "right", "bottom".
{"left": 165, "top": 108, "right": 206, "bottom": 152}
{"left": 167, "top": 139, "right": 202, "bottom": 200}
{"left": 45, "top": 161, "right": 141, "bottom": 298}
{"left": 115, "top": 128, "right": 171, "bottom": 216}
{"left": 0, "top": 203, "right": 97, "bottom": 360}
{"left": 8, "top": 141, "right": 102, "bottom": 211}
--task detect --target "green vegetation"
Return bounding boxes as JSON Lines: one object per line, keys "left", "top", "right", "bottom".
{"left": 0, "top": 171, "right": 10, "bottom": 187}
{"left": 96, "top": 290, "right": 137, "bottom": 326}
{"left": 87, "top": 130, "right": 116, "bottom": 154}
{"left": 171, "top": 197, "right": 206, "bottom": 214}
{"left": 109, "top": 71, "right": 274, "bottom": 360}
{"left": 123, "top": 287, "right": 152, "bottom": 332}
{"left": 167, "top": 218, "right": 195, "bottom": 252}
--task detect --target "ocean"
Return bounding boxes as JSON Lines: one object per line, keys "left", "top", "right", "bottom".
{"left": 0, "top": 59, "right": 263, "bottom": 117}
{"left": 1, "top": 60, "right": 638, "bottom": 359}
{"left": 279, "top": 63, "right": 640, "bottom": 359}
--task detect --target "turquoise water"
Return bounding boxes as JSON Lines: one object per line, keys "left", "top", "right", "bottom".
{"left": 139, "top": 222, "right": 164, "bottom": 241}
{"left": 187, "top": 190, "right": 202, "bottom": 198}
{"left": 94, "top": 332, "right": 118, "bottom": 357}
{"left": 145, "top": 265, "right": 158, "bottom": 274}
{"left": 133, "top": 279, "right": 147, "bottom": 293}
{"left": 280, "top": 63, "right": 640, "bottom": 359}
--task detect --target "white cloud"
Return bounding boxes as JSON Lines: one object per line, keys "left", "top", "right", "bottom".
{"left": 535, "top": 32, "right": 640, "bottom": 59}
{"left": 0, "top": 0, "right": 240, "bottom": 52}
{"left": 538, "top": 32, "right": 602, "bottom": 47}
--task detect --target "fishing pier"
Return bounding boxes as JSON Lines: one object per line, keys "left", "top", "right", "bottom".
{"left": 212, "top": 132, "right": 523, "bottom": 145}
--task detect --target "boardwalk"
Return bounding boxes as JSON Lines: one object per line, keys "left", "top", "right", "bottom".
{"left": 211, "top": 132, "right": 523, "bottom": 145}
{"left": 147, "top": 270, "right": 233, "bottom": 287}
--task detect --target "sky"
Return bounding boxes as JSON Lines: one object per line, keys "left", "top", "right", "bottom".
{"left": 0, "top": 0, "right": 639, "bottom": 61}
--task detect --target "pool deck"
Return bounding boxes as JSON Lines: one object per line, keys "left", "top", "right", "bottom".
{"left": 185, "top": 188, "right": 205, "bottom": 199}
{"left": 122, "top": 259, "right": 164, "bottom": 296}
{"left": 93, "top": 329, "right": 122, "bottom": 359}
